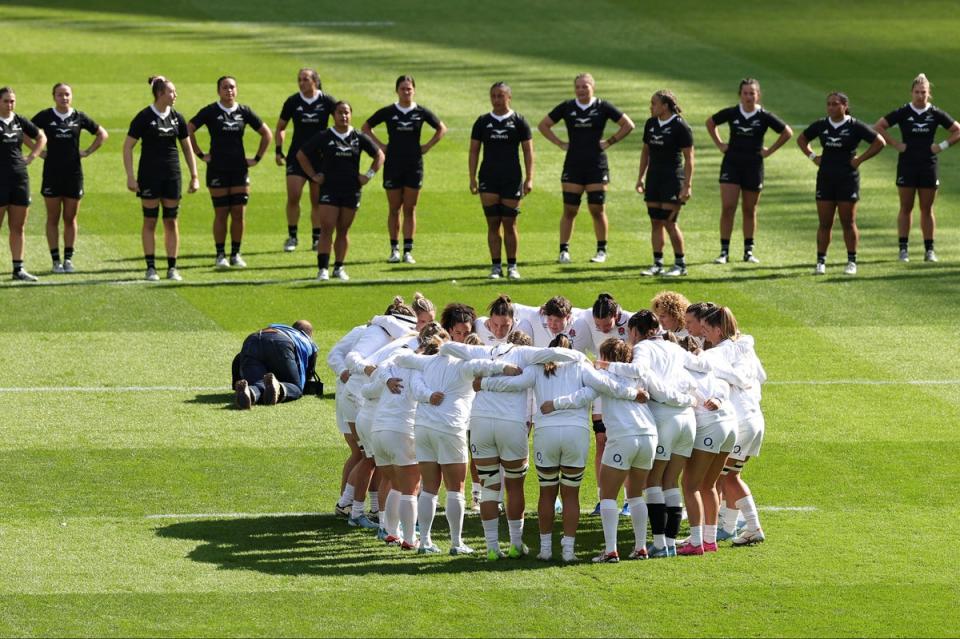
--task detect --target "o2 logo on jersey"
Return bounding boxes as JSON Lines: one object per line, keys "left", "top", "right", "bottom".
{"left": 703, "top": 437, "right": 713, "bottom": 448}
{"left": 613, "top": 453, "right": 623, "bottom": 464}
{"left": 733, "top": 445, "right": 741, "bottom": 454}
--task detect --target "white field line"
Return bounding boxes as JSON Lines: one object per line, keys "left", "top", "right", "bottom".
{"left": 15, "top": 19, "right": 395, "bottom": 28}
{"left": 145, "top": 505, "right": 817, "bottom": 520}
{"left": 766, "top": 380, "right": 960, "bottom": 386}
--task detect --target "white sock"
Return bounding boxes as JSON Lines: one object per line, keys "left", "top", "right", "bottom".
{"left": 722, "top": 506, "right": 740, "bottom": 533}
{"left": 627, "top": 496, "right": 647, "bottom": 550}
{"left": 540, "top": 533, "right": 552, "bottom": 555}
{"left": 446, "top": 491, "right": 466, "bottom": 547}
{"left": 560, "top": 535, "right": 575, "bottom": 552}
{"left": 368, "top": 490, "right": 379, "bottom": 513}
{"left": 704, "top": 524, "right": 717, "bottom": 544}
{"left": 665, "top": 536, "right": 676, "bottom": 549}
{"left": 507, "top": 519, "right": 524, "bottom": 549}
{"left": 643, "top": 486, "right": 664, "bottom": 505}
{"left": 689, "top": 525, "right": 703, "bottom": 547}
{"left": 338, "top": 484, "right": 355, "bottom": 508}
{"left": 663, "top": 487, "right": 683, "bottom": 508}
{"left": 417, "top": 491, "right": 438, "bottom": 546}
{"left": 736, "top": 495, "right": 761, "bottom": 531}
{"left": 482, "top": 517, "right": 499, "bottom": 551}
{"left": 384, "top": 489, "right": 401, "bottom": 537}
{"left": 597, "top": 487, "right": 601, "bottom": 501}
{"left": 399, "top": 494, "right": 417, "bottom": 544}
{"left": 600, "top": 499, "right": 619, "bottom": 553}
{"left": 351, "top": 499, "right": 364, "bottom": 520}
{"left": 498, "top": 469, "right": 505, "bottom": 502}
{"left": 653, "top": 534, "right": 666, "bottom": 549}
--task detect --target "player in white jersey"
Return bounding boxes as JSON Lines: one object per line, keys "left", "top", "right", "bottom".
{"left": 569, "top": 292, "right": 632, "bottom": 515}
{"left": 514, "top": 296, "right": 580, "bottom": 347}
{"left": 395, "top": 332, "right": 520, "bottom": 555}
{"left": 473, "top": 293, "right": 516, "bottom": 346}
{"left": 481, "top": 335, "right": 637, "bottom": 563}
{"left": 651, "top": 290, "right": 691, "bottom": 339}
{"left": 327, "top": 323, "right": 367, "bottom": 515}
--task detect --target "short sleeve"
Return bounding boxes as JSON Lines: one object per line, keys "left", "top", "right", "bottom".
{"left": 677, "top": 119, "right": 694, "bottom": 148}
{"left": 173, "top": 109, "right": 189, "bottom": 139}
{"left": 516, "top": 114, "right": 532, "bottom": 141}
{"left": 279, "top": 96, "right": 296, "bottom": 121}
{"left": 853, "top": 120, "right": 878, "bottom": 143}
{"left": 547, "top": 101, "right": 567, "bottom": 123}
{"left": 243, "top": 106, "right": 264, "bottom": 131}
{"left": 711, "top": 107, "right": 733, "bottom": 124}
{"left": 882, "top": 107, "right": 902, "bottom": 126}
{"left": 358, "top": 132, "right": 379, "bottom": 156}
{"left": 935, "top": 107, "right": 956, "bottom": 129}
{"left": 127, "top": 112, "right": 144, "bottom": 139}
{"left": 422, "top": 107, "right": 441, "bottom": 128}
{"left": 602, "top": 100, "right": 624, "bottom": 122}
{"left": 802, "top": 120, "right": 823, "bottom": 141}
{"left": 470, "top": 116, "right": 484, "bottom": 141}
{"left": 365, "top": 106, "right": 391, "bottom": 129}
{"left": 79, "top": 112, "right": 100, "bottom": 134}
{"left": 19, "top": 116, "right": 39, "bottom": 139}
{"left": 189, "top": 106, "right": 208, "bottom": 129}
{"left": 763, "top": 110, "right": 786, "bottom": 133}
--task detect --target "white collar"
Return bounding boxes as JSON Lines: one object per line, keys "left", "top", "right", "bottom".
{"left": 53, "top": 108, "right": 75, "bottom": 120}
{"left": 217, "top": 102, "right": 239, "bottom": 114}
{"left": 394, "top": 102, "right": 417, "bottom": 114}
{"left": 490, "top": 110, "right": 514, "bottom": 121}
{"left": 0, "top": 114, "right": 14, "bottom": 125}
{"left": 739, "top": 105, "right": 759, "bottom": 118}
{"left": 299, "top": 91, "right": 320, "bottom": 104}
{"left": 149, "top": 104, "right": 171, "bottom": 118}
{"left": 331, "top": 126, "right": 354, "bottom": 140}
{"left": 575, "top": 98, "right": 597, "bottom": 110}
{"left": 828, "top": 115, "right": 851, "bottom": 128}
{"left": 658, "top": 114, "right": 678, "bottom": 126}
{"left": 909, "top": 103, "right": 931, "bottom": 115}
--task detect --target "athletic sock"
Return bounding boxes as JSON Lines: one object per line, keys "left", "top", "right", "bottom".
{"left": 644, "top": 487, "right": 666, "bottom": 547}
{"left": 12, "top": 260, "right": 23, "bottom": 274}
{"left": 722, "top": 506, "right": 740, "bottom": 533}
{"left": 312, "top": 228, "right": 321, "bottom": 243}
{"left": 333, "top": 261, "right": 344, "bottom": 270}
{"left": 704, "top": 524, "right": 718, "bottom": 544}
{"left": 736, "top": 495, "right": 761, "bottom": 531}
{"left": 50, "top": 248, "right": 61, "bottom": 263}
{"left": 482, "top": 517, "right": 499, "bottom": 551}
{"left": 653, "top": 251, "right": 664, "bottom": 267}
{"left": 417, "top": 491, "right": 438, "bottom": 547}
{"left": 144, "top": 254, "right": 156, "bottom": 269}
{"left": 390, "top": 239, "right": 399, "bottom": 249}
{"left": 230, "top": 241, "right": 241, "bottom": 258}
{"left": 627, "top": 496, "right": 647, "bottom": 550}
{"left": 720, "top": 238, "right": 730, "bottom": 256}
{"left": 508, "top": 518, "right": 524, "bottom": 548}
{"left": 744, "top": 238, "right": 755, "bottom": 255}
{"left": 664, "top": 487, "right": 683, "bottom": 542}
{"left": 215, "top": 243, "right": 225, "bottom": 257}
{"left": 403, "top": 238, "right": 413, "bottom": 254}
{"left": 559, "top": 243, "right": 569, "bottom": 253}
{"left": 600, "top": 499, "right": 619, "bottom": 553}
{"left": 287, "top": 225, "right": 298, "bottom": 239}
{"left": 446, "top": 491, "right": 466, "bottom": 547}
{"left": 540, "top": 533, "right": 552, "bottom": 556}
{"left": 847, "top": 251, "right": 857, "bottom": 264}
{"left": 491, "top": 258, "right": 502, "bottom": 267}
{"left": 924, "top": 239, "right": 935, "bottom": 252}
{"left": 688, "top": 524, "right": 703, "bottom": 547}
{"left": 368, "top": 491, "right": 379, "bottom": 514}
{"left": 507, "top": 257, "right": 517, "bottom": 266}
{"left": 675, "top": 253, "right": 686, "bottom": 267}
{"left": 899, "top": 237, "right": 909, "bottom": 251}
{"left": 399, "top": 494, "right": 417, "bottom": 544}
{"left": 384, "top": 489, "right": 401, "bottom": 537}
{"left": 338, "top": 484, "right": 355, "bottom": 508}
{"left": 817, "top": 252, "right": 827, "bottom": 265}
{"left": 317, "top": 253, "right": 331, "bottom": 269}
{"left": 167, "top": 256, "right": 177, "bottom": 269}
{"left": 597, "top": 240, "right": 607, "bottom": 252}
{"left": 64, "top": 246, "right": 74, "bottom": 261}
{"left": 560, "top": 535, "right": 575, "bottom": 554}
{"left": 351, "top": 499, "right": 364, "bottom": 520}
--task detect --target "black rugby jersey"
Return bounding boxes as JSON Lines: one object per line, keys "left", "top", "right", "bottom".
{"left": 300, "top": 127, "right": 379, "bottom": 183}
{"left": 547, "top": 98, "right": 623, "bottom": 159}
{"left": 190, "top": 103, "right": 265, "bottom": 170}
{"left": 802, "top": 117, "right": 877, "bottom": 175}
{"left": 471, "top": 111, "right": 532, "bottom": 172}
{"left": 0, "top": 114, "right": 40, "bottom": 178}
{"left": 642, "top": 115, "right": 693, "bottom": 174}
{"left": 883, "top": 103, "right": 955, "bottom": 163}
{"left": 32, "top": 108, "right": 99, "bottom": 177}
{"left": 128, "top": 106, "right": 189, "bottom": 176}
{"left": 711, "top": 106, "right": 786, "bottom": 154}
{"left": 365, "top": 103, "right": 441, "bottom": 160}
{"left": 279, "top": 92, "right": 337, "bottom": 155}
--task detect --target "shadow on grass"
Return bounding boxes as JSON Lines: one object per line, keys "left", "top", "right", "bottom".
{"left": 184, "top": 392, "right": 235, "bottom": 407}
{"left": 155, "top": 513, "right": 622, "bottom": 575}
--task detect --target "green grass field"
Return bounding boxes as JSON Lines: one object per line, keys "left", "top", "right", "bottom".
{"left": 1, "top": 1, "right": 959, "bottom": 636}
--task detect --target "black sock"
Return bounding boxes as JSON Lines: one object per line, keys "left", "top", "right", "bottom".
{"left": 215, "top": 243, "right": 225, "bottom": 257}
{"left": 720, "top": 239, "right": 730, "bottom": 255}
{"left": 50, "top": 248, "right": 61, "bottom": 263}
{"left": 230, "top": 242, "right": 241, "bottom": 257}
{"left": 675, "top": 253, "right": 686, "bottom": 267}
{"left": 390, "top": 239, "right": 399, "bottom": 249}
{"left": 167, "top": 256, "right": 177, "bottom": 269}
{"left": 492, "top": 259, "right": 502, "bottom": 267}
{"left": 12, "top": 260, "right": 23, "bottom": 274}
{"left": 64, "top": 246, "right": 74, "bottom": 261}
{"left": 647, "top": 502, "right": 666, "bottom": 536}
{"left": 744, "top": 238, "right": 755, "bottom": 254}
{"left": 333, "top": 261, "right": 344, "bottom": 270}
{"left": 560, "top": 243, "right": 569, "bottom": 252}
{"left": 924, "top": 239, "right": 935, "bottom": 252}
{"left": 312, "top": 228, "right": 321, "bottom": 242}
{"left": 507, "top": 257, "right": 517, "bottom": 266}
{"left": 899, "top": 237, "right": 909, "bottom": 251}
{"left": 817, "top": 252, "right": 826, "bottom": 264}
{"left": 847, "top": 252, "right": 857, "bottom": 263}
{"left": 665, "top": 506, "right": 683, "bottom": 540}
{"left": 287, "top": 225, "right": 297, "bottom": 238}
{"left": 653, "top": 251, "right": 664, "bottom": 266}
{"left": 317, "top": 253, "right": 330, "bottom": 269}
{"left": 403, "top": 238, "right": 413, "bottom": 253}
{"left": 597, "top": 240, "right": 607, "bottom": 252}
{"left": 145, "top": 254, "right": 156, "bottom": 269}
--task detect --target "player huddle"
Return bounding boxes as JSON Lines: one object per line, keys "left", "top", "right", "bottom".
{"left": 322, "top": 290, "right": 767, "bottom": 562}
{"left": 1, "top": 71, "right": 955, "bottom": 282}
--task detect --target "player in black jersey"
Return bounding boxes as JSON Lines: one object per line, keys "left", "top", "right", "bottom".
{"left": 0, "top": 87, "right": 47, "bottom": 282}
{"left": 874, "top": 73, "right": 960, "bottom": 263}
{"left": 362, "top": 75, "right": 447, "bottom": 265}
{"left": 538, "top": 73, "right": 634, "bottom": 264}
{"left": 274, "top": 68, "right": 337, "bottom": 253}
{"left": 469, "top": 81, "right": 534, "bottom": 280}
{"left": 123, "top": 76, "right": 199, "bottom": 282}
{"left": 297, "top": 101, "right": 384, "bottom": 282}
{"left": 636, "top": 90, "right": 694, "bottom": 277}
{"left": 33, "top": 83, "right": 108, "bottom": 274}
{"left": 798, "top": 92, "right": 885, "bottom": 276}
{"left": 189, "top": 76, "right": 273, "bottom": 270}
{"left": 706, "top": 78, "right": 792, "bottom": 264}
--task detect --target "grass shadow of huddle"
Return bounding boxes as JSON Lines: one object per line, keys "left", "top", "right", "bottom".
{"left": 184, "top": 392, "right": 235, "bottom": 407}
{"left": 155, "top": 513, "right": 611, "bottom": 576}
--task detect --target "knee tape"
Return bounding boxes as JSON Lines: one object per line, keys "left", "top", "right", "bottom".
{"left": 161, "top": 205, "right": 179, "bottom": 219}
{"left": 502, "top": 464, "right": 528, "bottom": 480}
{"left": 477, "top": 464, "right": 501, "bottom": 488}
{"left": 499, "top": 204, "right": 520, "bottom": 217}
{"left": 562, "top": 191, "right": 582, "bottom": 206}
{"left": 536, "top": 467, "right": 559, "bottom": 487}
{"left": 733, "top": 462, "right": 745, "bottom": 471}
{"left": 721, "top": 466, "right": 733, "bottom": 476}
{"left": 483, "top": 204, "right": 501, "bottom": 217}
{"left": 587, "top": 191, "right": 606, "bottom": 205}
{"left": 229, "top": 192, "right": 249, "bottom": 206}
{"left": 211, "top": 195, "right": 231, "bottom": 208}
{"left": 559, "top": 470, "right": 584, "bottom": 487}
{"left": 142, "top": 206, "right": 160, "bottom": 218}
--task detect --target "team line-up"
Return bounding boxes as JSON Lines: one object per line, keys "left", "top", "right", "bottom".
{"left": 0, "top": 71, "right": 956, "bottom": 282}
{"left": 310, "top": 290, "right": 766, "bottom": 562}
